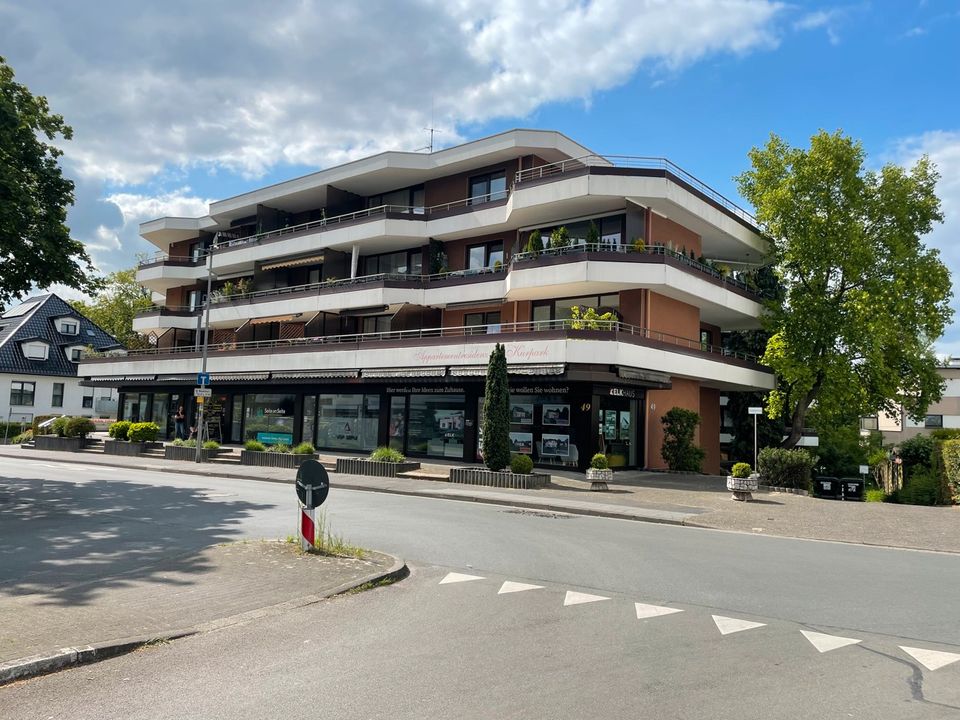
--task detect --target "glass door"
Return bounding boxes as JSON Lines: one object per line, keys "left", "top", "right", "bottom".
{"left": 598, "top": 397, "right": 637, "bottom": 467}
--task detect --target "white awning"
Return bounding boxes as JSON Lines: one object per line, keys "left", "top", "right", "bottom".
{"left": 449, "top": 364, "right": 565, "bottom": 377}
{"left": 362, "top": 367, "right": 447, "bottom": 378}
{"left": 124, "top": 374, "right": 157, "bottom": 381}
{"left": 272, "top": 370, "right": 359, "bottom": 379}
{"left": 210, "top": 372, "right": 270, "bottom": 381}
{"left": 260, "top": 254, "right": 324, "bottom": 271}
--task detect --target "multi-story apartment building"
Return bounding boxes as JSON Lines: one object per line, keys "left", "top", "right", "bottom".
{"left": 79, "top": 129, "right": 774, "bottom": 472}
{"left": 863, "top": 361, "right": 960, "bottom": 444}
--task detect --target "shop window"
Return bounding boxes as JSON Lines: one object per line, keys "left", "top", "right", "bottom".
{"left": 315, "top": 394, "right": 379, "bottom": 451}
{"left": 408, "top": 394, "right": 465, "bottom": 459}
{"left": 243, "top": 393, "right": 296, "bottom": 444}
{"left": 302, "top": 396, "right": 317, "bottom": 446}
{"left": 389, "top": 396, "right": 406, "bottom": 452}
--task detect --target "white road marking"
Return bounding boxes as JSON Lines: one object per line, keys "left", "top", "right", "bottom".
{"left": 498, "top": 581, "right": 543, "bottom": 594}
{"left": 439, "top": 572, "right": 485, "bottom": 585}
{"left": 563, "top": 591, "right": 610, "bottom": 606}
{"left": 712, "top": 615, "right": 766, "bottom": 636}
{"left": 800, "top": 630, "right": 861, "bottom": 653}
{"left": 634, "top": 602, "right": 684, "bottom": 620}
{"left": 900, "top": 646, "right": 960, "bottom": 671}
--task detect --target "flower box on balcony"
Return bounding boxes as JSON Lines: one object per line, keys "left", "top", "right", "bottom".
{"left": 240, "top": 450, "right": 318, "bottom": 468}
{"left": 449, "top": 467, "right": 550, "bottom": 489}
{"left": 335, "top": 457, "right": 420, "bottom": 477}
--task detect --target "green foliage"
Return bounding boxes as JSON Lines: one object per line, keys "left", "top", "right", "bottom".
{"left": 737, "top": 130, "right": 952, "bottom": 447}
{"left": 810, "top": 412, "right": 880, "bottom": 477}
{"left": 268, "top": 443, "right": 291, "bottom": 454}
{"left": 127, "top": 421, "right": 159, "bottom": 442}
{"left": 930, "top": 428, "right": 960, "bottom": 441}
{"left": 11, "top": 429, "right": 32, "bottom": 444}
{"left": 523, "top": 230, "right": 541, "bottom": 256}
{"left": 244, "top": 440, "right": 266, "bottom": 452}
{"left": 569, "top": 305, "right": 616, "bottom": 330}
{"left": 586, "top": 221, "right": 600, "bottom": 245}
{"left": 941, "top": 439, "right": 960, "bottom": 504}
{"left": 898, "top": 434, "right": 935, "bottom": 472}
{"left": 369, "top": 446, "right": 405, "bottom": 462}
{"left": 757, "top": 447, "right": 817, "bottom": 489}
{"left": 182, "top": 438, "right": 197, "bottom": 448}
{"left": 108, "top": 420, "right": 131, "bottom": 440}
{"left": 64, "top": 416, "right": 95, "bottom": 438}
{"left": 731, "top": 462, "right": 752, "bottom": 478}
{"left": 31, "top": 415, "right": 59, "bottom": 435}
{"left": 590, "top": 452, "right": 609, "bottom": 470}
{"left": 481, "top": 343, "right": 511, "bottom": 471}
{"left": 548, "top": 225, "right": 571, "bottom": 249}
{"left": 70, "top": 268, "right": 153, "bottom": 349}
{"left": 865, "top": 488, "right": 887, "bottom": 502}
{"left": 895, "top": 467, "right": 943, "bottom": 506}
{"left": 510, "top": 453, "right": 534, "bottom": 474}
{"left": 724, "top": 390, "right": 784, "bottom": 464}
{"left": 0, "top": 56, "right": 98, "bottom": 304}
{"left": 202, "top": 440, "right": 220, "bottom": 450}
{"left": 293, "top": 442, "right": 316, "bottom": 455}
{"left": 0, "top": 420, "right": 28, "bottom": 438}
{"left": 50, "top": 416, "right": 69, "bottom": 437}
{"left": 170, "top": 438, "right": 185, "bottom": 446}
{"left": 632, "top": 237, "right": 646, "bottom": 253}
{"left": 660, "top": 407, "right": 705, "bottom": 472}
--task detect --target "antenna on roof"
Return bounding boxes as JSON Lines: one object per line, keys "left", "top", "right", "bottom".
{"left": 414, "top": 99, "right": 441, "bottom": 153}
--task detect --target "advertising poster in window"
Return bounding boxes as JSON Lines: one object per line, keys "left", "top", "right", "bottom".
{"left": 510, "top": 403, "right": 534, "bottom": 425}
{"left": 509, "top": 432, "right": 533, "bottom": 454}
{"left": 541, "top": 433, "right": 570, "bottom": 457}
{"left": 541, "top": 404, "right": 570, "bottom": 426}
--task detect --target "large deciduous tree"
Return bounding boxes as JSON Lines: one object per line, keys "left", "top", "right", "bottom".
{"left": 736, "top": 130, "right": 952, "bottom": 447}
{"left": 0, "top": 56, "right": 97, "bottom": 305}
{"left": 71, "top": 268, "right": 154, "bottom": 349}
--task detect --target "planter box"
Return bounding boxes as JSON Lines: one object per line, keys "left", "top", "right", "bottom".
{"left": 586, "top": 467, "right": 613, "bottom": 491}
{"left": 164, "top": 445, "right": 218, "bottom": 462}
{"left": 450, "top": 467, "right": 550, "bottom": 489}
{"left": 34, "top": 435, "right": 85, "bottom": 452}
{"left": 727, "top": 473, "right": 760, "bottom": 501}
{"left": 335, "top": 457, "right": 420, "bottom": 477}
{"left": 241, "top": 450, "right": 319, "bottom": 468}
{"left": 104, "top": 439, "right": 147, "bottom": 456}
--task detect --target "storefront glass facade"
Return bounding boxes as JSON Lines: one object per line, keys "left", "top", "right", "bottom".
{"left": 243, "top": 393, "right": 296, "bottom": 444}
{"left": 313, "top": 393, "right": 379, "bottom": 451}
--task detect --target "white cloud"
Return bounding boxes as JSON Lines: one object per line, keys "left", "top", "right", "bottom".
{"left": 104, "top": 188, "right": 214, "bottom": 227}
{"left": 889, "top": 130, "right": 960, "bottom": 356}
{"left": 0, "top": 0, "right": 786, "bottom": 186}
{"left": 793, "top": 7, "right": 847, "bottom": 44}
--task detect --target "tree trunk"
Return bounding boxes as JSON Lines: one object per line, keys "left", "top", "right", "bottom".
{"left": 781, "top": 377, "right": 823, "bottom": 449}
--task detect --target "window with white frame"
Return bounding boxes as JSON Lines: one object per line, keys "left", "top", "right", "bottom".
{"left": 57, "top": 318, "right": 79, "bottom": 335}
{"left": 67, "top": 346, "right": 84, "bottom": 362}
{"left": 21, "top": 342, "right": 49, "bottom": 360}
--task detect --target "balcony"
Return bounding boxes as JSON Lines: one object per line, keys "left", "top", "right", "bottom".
{"left": 84, "top": 319, "right": 774, "bottom": 393}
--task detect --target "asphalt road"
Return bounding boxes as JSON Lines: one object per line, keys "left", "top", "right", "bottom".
{"left": 2, "top": 458, "right": 959, "bottom": 718}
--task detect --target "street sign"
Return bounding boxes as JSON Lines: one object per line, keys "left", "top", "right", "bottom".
{"left": 748, "top": 407, "right": 763, "bottom": 415}
{"left": 296, "top": 460, "right": 330, "bottom": 509}
{"left": 197, "top": 372, "right": 211, "bottom": 386}
{"left": 194, "top": 387, "right": 212, "bottom": 398}
{"left": 859, "top": 465, "right": 869, "bottom": 475}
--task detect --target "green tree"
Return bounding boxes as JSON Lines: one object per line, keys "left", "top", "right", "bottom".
{"left": 0, "top": 56, "right": 97, "bottom": 305}
{"left": 71, "top": 268, "right": 153, "bottom": 349}
{"left": 736, "top": 130, "right": 952, "bottom": 447}
{"left": 660, "top": 407, "right": 705, "bottom": 472}
{"left": 481, "top": 343, "right": 511, "bottom": 471}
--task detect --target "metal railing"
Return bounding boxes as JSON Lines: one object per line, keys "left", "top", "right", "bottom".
{"left": 515, "top": 155, "right": 757, "bottom": 225}
{"left": 87, "top": 318, "right": 761, "bottom": 365}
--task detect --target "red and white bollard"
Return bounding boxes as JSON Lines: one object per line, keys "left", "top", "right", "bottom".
{"left": 300, "top": 505, "right": 316, "bottom": 551}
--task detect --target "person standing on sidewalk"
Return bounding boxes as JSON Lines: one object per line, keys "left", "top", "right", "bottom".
{"left": 175, "top": 406, "right": 186, "bottom": 440}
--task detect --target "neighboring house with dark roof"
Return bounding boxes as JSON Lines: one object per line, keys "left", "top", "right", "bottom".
{"left": 0, "top": 294, "right": 124, "bottom": 425}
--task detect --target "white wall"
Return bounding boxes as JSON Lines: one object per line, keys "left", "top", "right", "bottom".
{"left": 0, "top": 374, "right": 117, "bottom": 423}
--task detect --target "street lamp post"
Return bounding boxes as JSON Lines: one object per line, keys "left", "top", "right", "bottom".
{"left": 195, "top": 237, "right": 217, "bottom": 463}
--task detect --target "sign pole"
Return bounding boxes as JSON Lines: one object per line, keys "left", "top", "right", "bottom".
{"left": 748, "top": 406, "right": 763, "bottom": 470}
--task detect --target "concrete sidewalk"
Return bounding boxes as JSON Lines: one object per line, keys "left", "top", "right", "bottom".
{"left": 0, "top": 539, "right": 402, "bottom": 684}
{"left": 2, "top": 445, "right": 959, "bottom": 554}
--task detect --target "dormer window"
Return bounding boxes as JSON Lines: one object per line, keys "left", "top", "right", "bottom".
{"left": 54, "top": 317, "right": 80, "bottom": 335}
{"left": 22, "top": 341, "right": 49, "bottom": 360}
{"left": 66, "top": 345, "right": 86, "bottom": 362}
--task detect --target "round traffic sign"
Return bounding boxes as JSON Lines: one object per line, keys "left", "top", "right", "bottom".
{"left": 295, "top": 460, "right": 330, "bottom": 509}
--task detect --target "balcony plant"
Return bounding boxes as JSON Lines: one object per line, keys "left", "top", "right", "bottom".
{"left": 549, "top": 226, "right": 571, "bottom": 249}
{"left": 632, "top": 237, "right": 646, "bottom": 253}
{"left": 586, "top": 221, "right": 600, "bottom": 246}
{"left": 569, "top": 305, "right": 616, "bottom": 330}
{"left": 523, "top": 230, "right": 541, "bottom": 257}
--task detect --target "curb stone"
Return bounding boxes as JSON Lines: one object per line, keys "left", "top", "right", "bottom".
{"left": 0, "top": 554, "right": 407, "bottom": 686}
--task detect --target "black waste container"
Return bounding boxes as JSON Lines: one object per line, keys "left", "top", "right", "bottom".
{"left": 840, "top": 477, "right": 864, "bottom": 501}
{"left": 812, "top": 475, "right": 841, "bottom": 500}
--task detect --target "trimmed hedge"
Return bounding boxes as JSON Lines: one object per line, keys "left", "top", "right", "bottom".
{"left": 941, "top": 439, "right": 960, "bottom": 504}
{"left": 128, "top": 422, "right": 159, "bottom": 442}
{"left": 590, "top": 452, "right": 609, "bottom": 470}
{"left": 731, "top": 462, "right": 752, "bottom": 478}
{"left": 661, "top": 407, "right": 705, "bottom": 472}
{"left": 758, "top": 447, "right": 816, "bottom": 489}
{"left": 510, "top": 453, "right": 534, "bottom": 474}
{"left": 64, "top": 417, "right": 95, "bottom": 438}
{"left": 108, "top": 420, "right": 132, "bottom": 441}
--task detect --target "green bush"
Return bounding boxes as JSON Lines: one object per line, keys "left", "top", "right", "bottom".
{"left": 369, "top": 446, "right": 405, "bottom": 462}
{"left": 244, "top": 440, "right": 266, "bottom": 452}
{"left": 731, "top": 462, "right": 752, "bottom": 478}
{"left": 898, "top": 434, "right": 935, "bottom": 472}
{"left": 127, "top": 422, "right": 159, "bottom": 442}
{"left": 202, "top": 440, "right": 220, "bottom": 450}
{"left": 32, "top": 415, "right": 59, "bottom": 435}
{"left": 481, "top": 343, "right": 511, "bottom": 471}
{"left": 108, "top": 420, "right": 132, "bottom": 440}
{"left": 896, "top": 467, "right": 943, "bottom": 506}
{"left": 170, "top": 438, "right": 184, "bottom": 446}
{"left": 51, "top": 416, "right": 69, "bottom": 437}
{"left": 549, "top": 225, "right": 571, "bottom": 249}
{"left": 510, "top": 453, "right": 534, "bottom": 474}
{"left": 660, "top": 407, "right": 705, "bottom": 472}
{"left": 64, "top": 417, "right": 95, "bottom": 438}
{"left": 180, "top": 438, "right": 197, "bottom": 448}
{"left": 268, "top": 443, "right": 291, "bottom": 454}
{"left": 940, "top": 439, "right": 960, "bottom": 504}
{"left": 865, "top": 488, "right": 887, "bottom": 502}
{"left": 11, "top": 429, "right": 33, "bottom": 444}
{"left": 931, "top": 428, "right": 960, "bottom": 441}
{"left": 293, "top": 442, "right": 316, "bottom": 455}
{"left": 757, "top": 447, "right": 817, "bottom": 489}
{"left": 0, "top": 421, "right": 28, "bottom": 439}
{"left": 590, "top": 452, "right": 609, "bottom": 470}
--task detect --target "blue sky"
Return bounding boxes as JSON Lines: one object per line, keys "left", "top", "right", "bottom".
{"left": 1, "top": 0, "right": 958, "bottom": 348}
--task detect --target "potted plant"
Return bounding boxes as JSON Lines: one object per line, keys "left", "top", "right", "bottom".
{"left": 34, "top": 416, "right": 95, "bottom": 451}
{"left": 587, "top": 452, "right": 613, "bottom": 490}
{"left": 727, "top": 462, "right": 759, "bottom": 501}
{"left": 335, "top": 446, "right": 421, "bottom": 477}
{"left": 241, "top": 439, "right": 319, "bottom": 468}
{"left": 632, "top": 237, "right": 646, "bottom": 253}
{"left": 105, "top": 420, "right": 159, "bottom": 456}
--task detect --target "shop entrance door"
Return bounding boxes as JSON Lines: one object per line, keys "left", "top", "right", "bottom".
{"left": 597, "top": 395, "right": 639, "bottom": 468}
